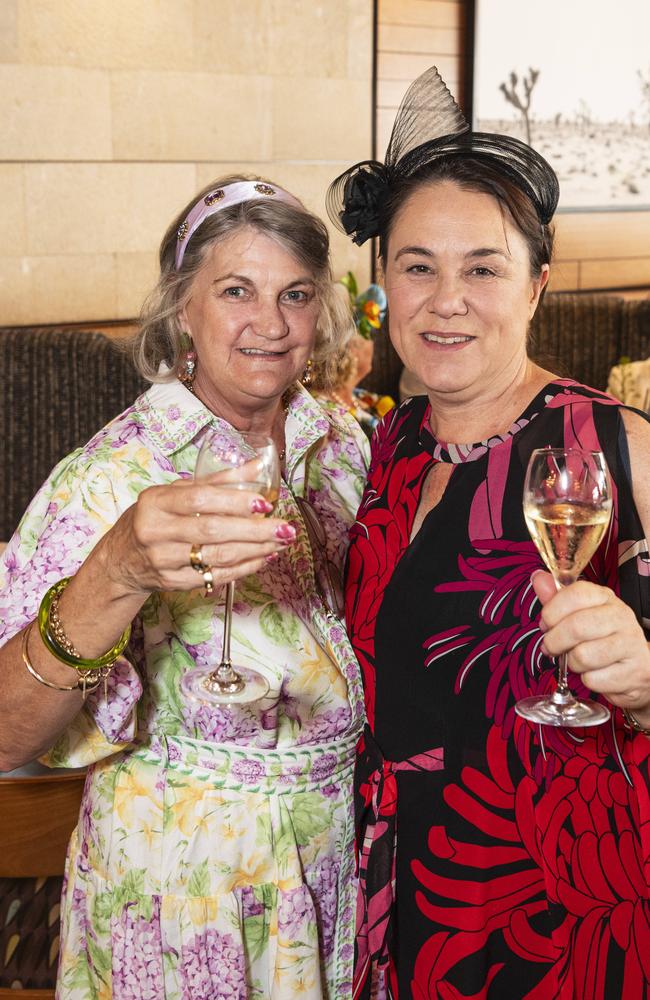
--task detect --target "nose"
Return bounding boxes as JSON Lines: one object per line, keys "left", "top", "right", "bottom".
{"left": 253, "top": 296, "right": 290, "bottom": 340}
{"left": 425, "top": 275, "right": 468, "bottom": 318}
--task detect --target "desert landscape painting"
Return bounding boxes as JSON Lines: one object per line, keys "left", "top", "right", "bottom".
{"left": 472, "top": 0, "right": 650, "bottom": 210}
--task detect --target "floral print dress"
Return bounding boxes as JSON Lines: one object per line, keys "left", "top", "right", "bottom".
{"left": 345, "top": 381, "right": 650, "bottom": 999}
{"left": 0, "top": 379, "right": 369, "bottom": 1000}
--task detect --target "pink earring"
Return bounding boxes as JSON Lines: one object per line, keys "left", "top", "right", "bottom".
{"left": 179, "top": 335, "right": 196, "bottom": 392}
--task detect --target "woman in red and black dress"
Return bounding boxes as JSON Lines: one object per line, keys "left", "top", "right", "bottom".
{"left": 328, "top": 68, "right": 650, "bottom": 999}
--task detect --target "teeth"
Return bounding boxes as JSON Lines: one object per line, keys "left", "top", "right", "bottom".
{"left": 423, "top": 334, "right": 473, "bottom": 344}
{"left": 241, "top": 349, "right": 282, "bottom": 355}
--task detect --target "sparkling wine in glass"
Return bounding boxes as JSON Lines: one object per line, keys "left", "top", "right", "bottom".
{"left": 515, "top": 447, "right": 613, "bottom": 727}
{"left": 180, "top": 431, "right": 280, "bottom": 705}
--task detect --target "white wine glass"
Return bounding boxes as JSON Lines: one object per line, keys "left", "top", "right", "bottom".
{"left": 181, "top": 430, "right": 280, "bottom": 705}
{"left": 516, "top": 447, "right": 612, "bottom": 727}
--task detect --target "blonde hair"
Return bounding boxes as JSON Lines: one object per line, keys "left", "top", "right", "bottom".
{"left": 131, "top": 174, "right": 354, "bottom": 388}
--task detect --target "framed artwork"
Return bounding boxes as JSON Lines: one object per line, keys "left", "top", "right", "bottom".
{"left": 470, "top": 0, "right": 650, "bottom": 212}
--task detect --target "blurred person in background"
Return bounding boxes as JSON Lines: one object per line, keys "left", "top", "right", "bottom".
{"left": 312, "top": 274, "right": 395, "bottom": 436}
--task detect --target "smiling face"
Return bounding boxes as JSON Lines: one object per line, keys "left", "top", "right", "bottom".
{"left": 384, "top": 180, "right": 549, "bottom": 403}
{"left": 179, "top": 226, "right": 319, "bottom": 418}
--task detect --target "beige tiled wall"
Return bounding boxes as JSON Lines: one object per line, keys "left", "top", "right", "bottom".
{"left": 0, "top": 0, "right": 373, "bottom": 325}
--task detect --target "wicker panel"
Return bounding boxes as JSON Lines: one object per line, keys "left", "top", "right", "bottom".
{"left": 0, "top": 327, "right": 146, "bottom": 542}
{"left": 529, "top": 293, "right": 625, "bottom": 391}
{"left": 620, "top": 298, "right": 650, "bottom": 364}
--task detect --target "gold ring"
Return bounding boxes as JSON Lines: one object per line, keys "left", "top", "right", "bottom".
{"left": 190, "top": 543, "right": 206, "bottom": 572}
{"left": 202, "top": 566, "right": 214, "bottom": 594}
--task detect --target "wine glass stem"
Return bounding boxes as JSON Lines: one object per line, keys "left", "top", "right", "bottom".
{"left": 209, "top": 581, "right": 243, "bottom": 689}
{"left": 552, "top": 578, "right": 573, "bottom": 701}
{"left": 556, "top": 653, "right": 570, "bottom": 697}
{"left": 222, "top": 580, "right": 234, "bottom": 667}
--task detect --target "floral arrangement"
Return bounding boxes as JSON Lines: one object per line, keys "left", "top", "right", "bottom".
{"left": 339, "top": 272, "right": 387, "bottom": 340}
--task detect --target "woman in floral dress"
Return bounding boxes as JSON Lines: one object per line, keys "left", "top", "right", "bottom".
{"left": 0, "top": 176, "right": 368, "bottom": 998}
{"left": 328, "top": 69, "right": 650, "bottom": 997}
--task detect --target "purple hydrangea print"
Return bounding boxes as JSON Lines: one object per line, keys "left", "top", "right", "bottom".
{"left": 180, "top": 929, "right": 246, "bottom": 999}
{"left": 111, "top": 898, "right": 164, "bottom": 999}
{"left": 305, "top": 857, "right": 339, "bottom": 957}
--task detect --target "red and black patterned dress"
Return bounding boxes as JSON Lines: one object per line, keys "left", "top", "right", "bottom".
{"left": 346, "top": 380, "right": 650, "bottom": 999}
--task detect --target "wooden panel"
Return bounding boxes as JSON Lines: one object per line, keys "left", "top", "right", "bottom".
{"left": 547, "top": 261, "right": 580, "bottom": 292}
{"left": 379, "top": 0, "right": 461, "bottom": 29}
{"left": 580, "top": 257, "right": 650, "bottom": 291}
{"left": 554, "top": 211, "right": 650, "bottom": 260}
{"left": 377, "top": 52, "right": 459, "bottom": 83}
{"left": 378, "top": 24, "right": 460, "bottom": 56}
{"left": 0, "top": 990, "right": 55, "bottom": 999}
{"left": 0, "top": 773, "right": 85, "bottom": 877}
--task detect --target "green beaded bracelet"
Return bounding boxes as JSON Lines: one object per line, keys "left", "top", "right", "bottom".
{"left": 38, "top": 578, "right": 131, "bottom": 672}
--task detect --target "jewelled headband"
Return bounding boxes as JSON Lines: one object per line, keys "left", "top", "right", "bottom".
{"left": 327, "top": 66, "right": 560, "bottom": 246}
{"left": 174, "top": 180, "right": 303, "bottom": 269}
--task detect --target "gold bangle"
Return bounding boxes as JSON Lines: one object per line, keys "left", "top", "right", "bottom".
{"left": 622, "top": 708, "right": 650, "bottom": 736}
{"left": 22, "top": 624, "right": 102, "bottom": 699}
{"left": 38, "top": 578, "right": 131, "bottom": 671}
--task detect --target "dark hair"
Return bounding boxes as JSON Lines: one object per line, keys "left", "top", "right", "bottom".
{"left": 379, "top": 155, "right": 555, "bottom": 286}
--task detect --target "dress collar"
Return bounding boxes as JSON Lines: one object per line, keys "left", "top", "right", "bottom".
{"left": 418, "top": 380, "right": 565, "bottom": 464}
{"left": 134, "top": 377, "right": 335, "bottom": 462}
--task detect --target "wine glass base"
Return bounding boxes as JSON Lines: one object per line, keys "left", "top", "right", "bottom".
{"left": 515, "top": 695, "right": 611, "bottom": 727}
{"left": 181, "top": 666, "right": 269, "bottom": 705}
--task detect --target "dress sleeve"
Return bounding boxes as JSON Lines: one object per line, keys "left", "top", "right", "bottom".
{"left": 0, "top": 447, "right": 144, "bottom": 767}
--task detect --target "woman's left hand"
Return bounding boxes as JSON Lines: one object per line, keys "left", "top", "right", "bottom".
{"left": 532, "top": 571, "right": 650, "bottom": 725}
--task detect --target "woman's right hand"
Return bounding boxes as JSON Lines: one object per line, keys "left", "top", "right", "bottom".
{"left": 96, "top": 477, "right": 296, "bottom": 600}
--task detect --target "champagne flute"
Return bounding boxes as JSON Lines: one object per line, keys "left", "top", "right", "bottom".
{"left": 515, "top": 447, "right": 613, "bottom": 727}
{"left": 181, "top": 431, "right": 280, "bottom": 704}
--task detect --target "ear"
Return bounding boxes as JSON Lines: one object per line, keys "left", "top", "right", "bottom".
{"left": 528, "top": 264, "right": 550, "bottom": 320}
{"left": 177, "top": 304, "right": 189, "bottom": 334}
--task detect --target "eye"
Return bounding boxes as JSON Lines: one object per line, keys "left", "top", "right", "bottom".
{"left": 223, "top": 286, "right": 247, "bottom": 298}
{"left": 406, "top": 263, "right": 432, "bottom": 275}
{"left": 282, "top": 288, "right": 310, "bottom": 304}
{"left": 469, "top": 266, "right": 497, "bottom": 278}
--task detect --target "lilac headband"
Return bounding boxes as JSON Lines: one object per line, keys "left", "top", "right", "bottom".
{"left": 174, "top": 180, "right": 303, "bottom": 269}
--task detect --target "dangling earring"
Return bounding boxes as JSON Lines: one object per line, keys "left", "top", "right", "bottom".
{"left": 179, "top": 334, "right": 196, "bottom": 393}
{"left": 301, "top": 358, "right": 314, "bottom": 388}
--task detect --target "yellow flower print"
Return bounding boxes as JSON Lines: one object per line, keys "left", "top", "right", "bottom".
{"left": 168, "top": 781, "right": 224, "bottom": 838}
{"left": 291, "top": 637, "right": 346, "bottom": 700}
{"left": 114, "top": 770, "right": 161, "bottom": 829}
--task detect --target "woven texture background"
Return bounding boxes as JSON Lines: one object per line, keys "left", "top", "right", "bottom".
{"left": 1, "top": 328, "right": 146, "bottom": 542}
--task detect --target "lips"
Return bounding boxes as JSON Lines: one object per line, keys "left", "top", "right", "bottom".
{"left": 239, "top": 348, "right": 288, "bottom": 357}
{"left": 422, "top": 333, "right": 474, "bottom": 344}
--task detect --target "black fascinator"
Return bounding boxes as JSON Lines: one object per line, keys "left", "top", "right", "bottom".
{"left": 327, "top": 65, "right": 560, "bottom": 246}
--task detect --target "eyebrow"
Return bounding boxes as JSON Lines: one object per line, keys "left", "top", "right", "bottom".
{"left": 212, "top": 274, "right": 315, "bottom": 287}
{"left": 394, "top": 245, "right": 510, "bottom": 261}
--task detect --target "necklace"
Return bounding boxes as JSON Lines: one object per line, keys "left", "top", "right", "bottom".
{"left": 329, "top": 389, "right": 355, "bottom": 413}
{"left": 185, "top": 376, "right": 290, "bottom": 461}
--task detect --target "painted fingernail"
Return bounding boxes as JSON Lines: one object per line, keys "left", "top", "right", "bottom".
{"left": 266, "top": 552, "right": 279, "bottom": 563}
{"left": 251, "top": 498, "right": 273, "bottom": 514}
{"left": 275, "top": 523, "right": 296, "bottom": 541}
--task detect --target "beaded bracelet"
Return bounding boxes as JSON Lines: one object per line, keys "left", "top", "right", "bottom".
{"left": 22, "top": 623, "right": 103, "bottom": 699}
{"left": 622, "top": 708, "right": 650, "bottom": 736}
{"left": 38, "top": 578, "right": 131, "bottom": 671}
